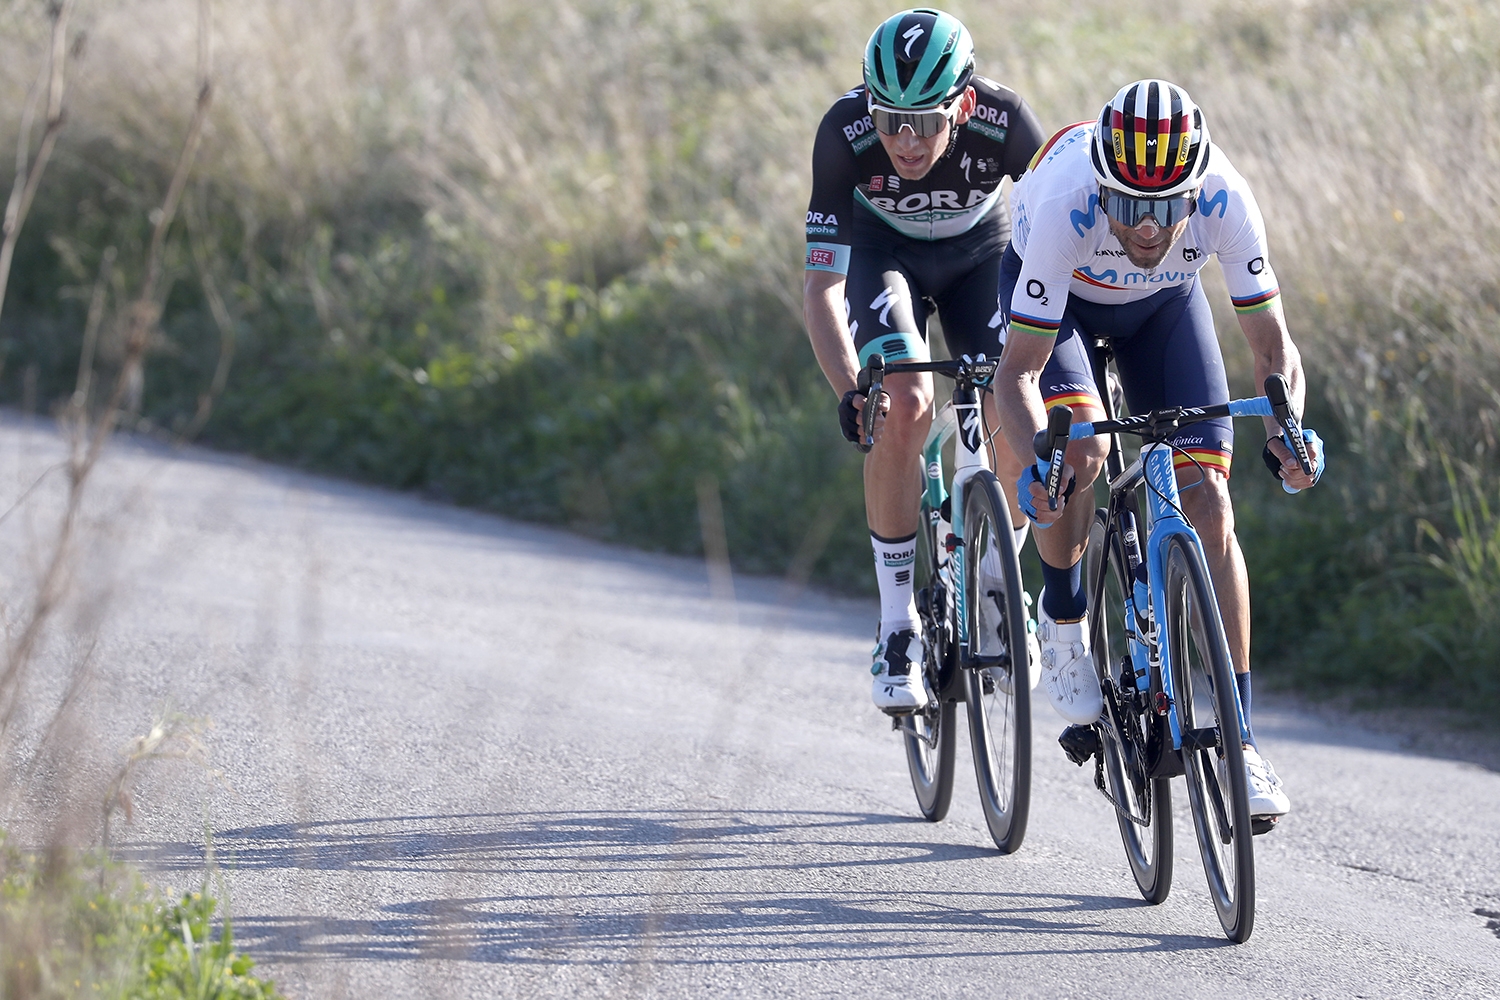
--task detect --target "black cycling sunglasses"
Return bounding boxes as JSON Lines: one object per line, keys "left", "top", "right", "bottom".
{"left": 1098, "top": 186, "right": 1199, "bottom": 228}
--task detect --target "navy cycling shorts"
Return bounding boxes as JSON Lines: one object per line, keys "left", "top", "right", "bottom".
{"left": 997, "top": 244, "right": 1235, "bottom": 476}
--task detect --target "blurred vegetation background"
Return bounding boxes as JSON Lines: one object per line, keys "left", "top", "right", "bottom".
{"left": 0, "top": 0, "right": 1496, "bottom": 711}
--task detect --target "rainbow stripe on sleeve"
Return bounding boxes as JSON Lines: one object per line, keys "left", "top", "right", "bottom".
{"left": 1009, "top": 311, "right": 1061, "bottom": 339}
{"left": 1230, "top": 288, "right": 1280, "bottom": 315}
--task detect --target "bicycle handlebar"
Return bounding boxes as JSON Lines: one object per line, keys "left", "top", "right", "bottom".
{"left": 1264, "top": 374, "right": 1314, "bottom": 479}
{"left": 1033, "top": 404, "right": 1073, "bottom": 508}
{"left": 854, "top": 353, "right": 885, "bottom": 453}
{"left": 850, "top": 352, "right": 1001, "bottom": 452}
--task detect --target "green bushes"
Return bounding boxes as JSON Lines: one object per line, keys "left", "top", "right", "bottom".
{"left": 0, "top": 836, "right": 283, "bottom": 1000}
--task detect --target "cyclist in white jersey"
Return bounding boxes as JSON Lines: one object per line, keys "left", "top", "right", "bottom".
{"left": 993, "top": 80, "right": 1326, "bottom": 821}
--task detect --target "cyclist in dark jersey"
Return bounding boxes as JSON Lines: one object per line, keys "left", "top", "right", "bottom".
{"left": 802, "top": 8, "right": 1046, "bottom": 713}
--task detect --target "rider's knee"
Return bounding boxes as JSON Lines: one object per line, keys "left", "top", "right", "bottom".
{"left": 1183, "top": 471, "right": 1237, "bottom": 542}
{"left": 882, "top": 380, "right": 933, "bottom": 435}
{"left": 1066, "top": 433, "right": 1110, "bottom": 485}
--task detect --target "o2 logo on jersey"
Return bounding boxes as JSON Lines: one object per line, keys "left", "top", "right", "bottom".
{"left": 1247, "top": 256, "right": 1266, "bottom": 275}
{"left": 1026, "top": 280, "right": 1048, "bottom": 306}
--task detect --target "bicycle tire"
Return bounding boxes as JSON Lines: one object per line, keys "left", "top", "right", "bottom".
{"left": 1085, "top": 509, "right": 1172, "bottom": 904}
{"left": 905, "top": 501, "right": 956, "bottom": 821}
{"left": 1164, "top": 535, "right": 1255, "bottom": 942}
{"left": 961, "top": 470, "right": 1032, "bottom": 853}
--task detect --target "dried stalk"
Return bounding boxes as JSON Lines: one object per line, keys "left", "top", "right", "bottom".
{"left": 0, "top": 0, "right": 73, "bottom": 328}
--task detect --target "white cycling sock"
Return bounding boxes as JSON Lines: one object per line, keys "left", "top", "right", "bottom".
{"left": 1014, "top": 519, "right": 1030, "bottom": 555}
{"left": 871, "top": 531, "right": 919, "bottom": 635}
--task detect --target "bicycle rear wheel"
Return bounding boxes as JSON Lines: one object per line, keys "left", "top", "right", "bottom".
{"left": 904, "top": 501, "right": 956, "bottom": 821}
{"left": 962, "top": 471, "right": 1032, "bottom": 853}
{"left": 1086, "top": 509, "right": 1172, "bottom": 903}
{"left": 1164, "top": 535, "right": 1255, "bottom": 942}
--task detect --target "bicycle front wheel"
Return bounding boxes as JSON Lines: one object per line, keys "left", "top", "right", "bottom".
{"left": 905, "top": 500, "right": 956, "bottom": 821}
{"left": 1165, "top": 535, "right": 1255, "bottom": 942}
{"left": 961, "top": 470, "right": 1032, "bottom": 854}
{"left": 1086, "top": 509, "right": 1172, "bottom": 904}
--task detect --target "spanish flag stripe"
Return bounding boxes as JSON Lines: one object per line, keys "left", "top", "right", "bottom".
{"left": 1044, "top": 392, "right": 1101, "bottom": 410}
{"left": 1027, "top": 121, "right": 1092, "bottom": 172}
{"left": 1173, "top": 450, "right": 1232, "bottom": 474}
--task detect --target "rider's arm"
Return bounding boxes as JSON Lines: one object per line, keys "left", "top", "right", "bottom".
{"left": 1205, "top": 153, "right": 1321, "bottom": 489}
{"left": 804, "top": 270, "right": 858, "bottom": 399}
{"left": 804, "top": 101, "right": 862, "bottom": 399}
{"left": 1237, "top": 302, "right": 1320, "bottom": 490}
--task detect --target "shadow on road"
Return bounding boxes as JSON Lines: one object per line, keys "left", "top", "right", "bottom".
{"left": 121, "top": 810, "right": 1229, "bottom": 963}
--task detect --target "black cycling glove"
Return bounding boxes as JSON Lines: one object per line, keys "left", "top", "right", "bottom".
{"left": 838, "top": 389, "right": 866, "bottom": 443}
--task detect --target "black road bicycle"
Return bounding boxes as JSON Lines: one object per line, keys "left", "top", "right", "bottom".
{"left": 856, "top": 353, "right": 1032, "bottom": 853}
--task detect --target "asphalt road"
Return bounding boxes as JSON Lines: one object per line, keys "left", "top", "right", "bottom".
{"left": 3, "top": 414, "right": 1498, "bottom": 999}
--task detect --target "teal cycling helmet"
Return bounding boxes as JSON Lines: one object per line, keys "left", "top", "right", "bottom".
{"left": 863, "top": 8, "right": 975, "bottom": 110}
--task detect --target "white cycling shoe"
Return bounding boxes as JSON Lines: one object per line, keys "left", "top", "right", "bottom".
{"left": 1241, "top": 746, "right": 1291, "bottom": 817}
{"left": 871, "top": 627, "right": 929, "bottom": 713}
{"left": 978, "top": 588, "right": 1041, "bottom": 696}
{"left": 1037, "top": 589, "right": 1103, "bottom": 725}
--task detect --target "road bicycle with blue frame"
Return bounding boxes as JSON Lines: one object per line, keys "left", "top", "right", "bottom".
{"left": 1037, "top": 340, "right": 1314, "bottom": 942}
{"left": 856, "top": 352, "right": 1032, "bottom": 853}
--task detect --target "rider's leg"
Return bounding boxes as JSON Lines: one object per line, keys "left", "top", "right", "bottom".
{"left": 1176, "top": 467, "right": 1250, "bottom": 677}
{"left": 865, "top": 369, "right": 935, "bottom": 632}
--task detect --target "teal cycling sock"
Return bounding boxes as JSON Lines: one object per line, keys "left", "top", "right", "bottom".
{"left": 1040, "top": 557, "right": 1087, "bottom": 621}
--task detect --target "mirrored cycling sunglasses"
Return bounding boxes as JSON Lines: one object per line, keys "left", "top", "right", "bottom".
{"left": 869, "top": 98, "right": 958, "bottom": 138}
{"left": 1098, "top": 186, "right": 1199, "bottom": 228}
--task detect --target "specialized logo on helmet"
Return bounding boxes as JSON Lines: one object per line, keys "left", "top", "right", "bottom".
{"left": 902, "top": 23, "right": 924, "bottom": 56}
{"left": 863, "top": 9, "right": 975, "bottom": 110}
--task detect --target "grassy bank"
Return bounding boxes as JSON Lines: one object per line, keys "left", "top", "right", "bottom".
{"left": 0, "top": 835, "right": 283, "bottom": 999}
{"left": 1, "top": 0, "right": 1497, "bottom": 709}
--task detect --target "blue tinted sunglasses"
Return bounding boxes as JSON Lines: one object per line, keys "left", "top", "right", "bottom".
{"left": 1098, "top": 186, "right": 1198, "bottom": 228}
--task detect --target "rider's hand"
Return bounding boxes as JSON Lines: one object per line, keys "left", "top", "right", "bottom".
{"left": 1262, "top": 428, "right": 1324, "bottom": 493}
{"left": 1017, "top": 463, "right": 1077, "bottom": 527}
{"left": 839, "top": 389, "right": 889, "bottom": 444}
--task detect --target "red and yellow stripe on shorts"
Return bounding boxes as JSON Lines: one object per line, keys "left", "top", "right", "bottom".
{"left": 1173, "top": 444, "right": 1233, "bottom": 477}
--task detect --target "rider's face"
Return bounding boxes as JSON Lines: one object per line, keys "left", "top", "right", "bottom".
{"left": 1107, "top": 213, "right": 1191, "bottom": 270}
{"left": 876, "top": 88, "right": 975, "bottom": 181}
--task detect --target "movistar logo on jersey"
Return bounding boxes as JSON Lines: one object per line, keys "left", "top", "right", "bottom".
{"left": 1071, "top": 192, "right": 1103, "bottom": 237}
{"left": 1198, "top": 187, "right": 1229, "bottom": 219}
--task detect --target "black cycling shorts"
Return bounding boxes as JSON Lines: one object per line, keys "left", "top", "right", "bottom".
{"left": 847, "top": 209, "right": 1008, "bottom": 368}
{"left": 997, "top": 244, "right": 1235, "bottom": 477}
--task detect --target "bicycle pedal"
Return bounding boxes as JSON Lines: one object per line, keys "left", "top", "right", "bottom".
{"left": 1250, "top": 815, "right": 1280, "bottom": 836}
{"left": 1058, "top": 724, "right": 1101, "bottom": 766}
